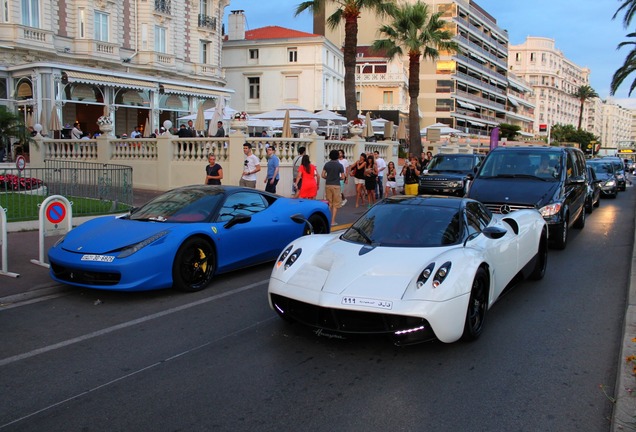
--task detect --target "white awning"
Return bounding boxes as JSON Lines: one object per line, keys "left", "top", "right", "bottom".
{"left": 456, "top": 100, "right": 477, "bottom": 110}
{"left": 65, "top": 71, "right": 156, "bottom": 91}
{"left": 469, "top": 121, "right": 486, "bottom": 127}
{"left": 507, "top": 96, "right": 519, "bottom": 107}
{"left": 518, "top": 131, "right": 534, "bottom": 137}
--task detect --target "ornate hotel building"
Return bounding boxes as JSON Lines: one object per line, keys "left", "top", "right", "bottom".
{"left": 314, "top": 0, "right": 536, "bottom": 137}
{"left": 0, "top": 0, "right": 232, "bottom": 137}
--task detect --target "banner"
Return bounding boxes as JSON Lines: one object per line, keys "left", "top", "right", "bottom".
{"left": 490, "top": 127, "right": 499, "bottom": 150}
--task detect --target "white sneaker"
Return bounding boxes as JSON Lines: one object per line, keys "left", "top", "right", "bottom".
{"left": 340, "top": 199, "right": 347, "bottom": 208}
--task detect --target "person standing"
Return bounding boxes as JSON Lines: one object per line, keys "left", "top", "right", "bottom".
{"left": 322, "top": 149, "right": 344, "bottom": 225}
{"left": 296, "top": 155, "right": 319, "bottom": 199}
{"left": 337, "top": 149, "right": 349, "bottom": 207}
{"left": 214, "top": 121, "right": 225, "bottom": 137}
{"left": 364, "top": 154, "right": 378, "bottom": 207}
{"left": 352, "top": 153, "right": 367, "bottom": 208}
{"left": 385, "top": 161, "right": 398, "bottom": 196}
{"left": 71, "top": 122, "right": 82, "bottom": 139}
{"left": 374, "top": 150, "right": 386, "bottom": 199}
{"left": 240, "top": 142, "right": 261, "bottom": 188}
{"left": 131, "top": 126, "right": 142, "bottom": 138}
{"left": 204, "top": 154, "right": 223, "bottom": 185}
{"left": 401, "top": 156, "right": 421, "bottom": 195}
{"left": 292, "top": 146, "right": 306, "bottom": 197}
{"left": 264, "top": 145, "right": 280, "bottom": 193}
{"left": 187, "top": 120, "right": 195, "bottom": 137}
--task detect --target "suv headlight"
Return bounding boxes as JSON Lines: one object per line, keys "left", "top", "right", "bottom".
{"left": 538, "top": 202, "right": 562, "bottom": 218}
{"left": 605, "top": 179, "right": 616, "bottom": 187}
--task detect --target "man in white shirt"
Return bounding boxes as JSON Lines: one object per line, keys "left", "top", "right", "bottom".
{"left": 337, "top": 149, "right": 350, "bottom": 207}
{"left": 374, "top": 150, "right": 387, "bottom": 199}
{"left": 240, "top": 142, "right": 261, "bottom": 188}
{"left": 130, "top": 126, "right": 142, "bottom": 138}
{"left": 71, "top": 122, "right": 82, "bottom": 139}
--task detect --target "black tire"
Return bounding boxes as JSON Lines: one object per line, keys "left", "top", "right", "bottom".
{"left": 462, "top": 268, "right": 489, "bottom": 341}
{"left": 528, "top": 232, "right": 548, "bottom": 280}
{"left": 594, "top": 197, "right": 600, "bottom": 207}
{"left": 172, "top": 237, "right": 215, "bottom": 292}
{"left": 572, "top": 206, "right": 585, "bottom": 229}
{"left": 305, "top": 214, "right": 329, "bottom": 235}
{"left": 585, "top": 197, "right": 593, "bottom": 214}
{"left": 551, "top": 220, "right": 568, "bottom": 250}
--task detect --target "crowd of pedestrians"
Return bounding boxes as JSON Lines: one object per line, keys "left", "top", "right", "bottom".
{"left": 202, "top": 142, "right": 411, "bottom": 219}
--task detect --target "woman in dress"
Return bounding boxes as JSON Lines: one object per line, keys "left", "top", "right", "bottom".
{"left": 351, "top": 153, "right": 367, "bottom": 208}
{"left": 385, "top": 161, "right": 397, "bottom": 196}
{"left": 364, "top": 154, "right": 378, "bottom": 207}
{"left": 295, "top": 155, "right": 319, "bottom": 199}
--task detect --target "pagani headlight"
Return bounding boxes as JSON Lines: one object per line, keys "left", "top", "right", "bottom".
{"left": 284, "top": 248, "right": 302, "bottom": 270}
{"left": 416, "top": 263, "right": 436, "bottom": 288}
{"left": 276, "top": 245, "right": 293, "bottom": 268}
{"left": 277, "top": 247, "right": 302, "bottom": 270}
{"left": 432, "top": 261, "right": 452, "bottom": 288}
{"left": 117, "top": 231, "right": 168, "bottom": 258}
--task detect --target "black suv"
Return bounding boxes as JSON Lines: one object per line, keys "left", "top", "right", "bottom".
{"left": 418, "top": 153, "right": 484, "bottom": 196}
{"left": 466, "top": 146, "right": 587, "bottom": 250}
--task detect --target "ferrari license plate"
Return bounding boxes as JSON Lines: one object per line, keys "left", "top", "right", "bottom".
{"left": 81, "top": 254, "right": 115, "bottom": 263}
{"left": 341, "top": 296, "right": 393, "bottom": 310}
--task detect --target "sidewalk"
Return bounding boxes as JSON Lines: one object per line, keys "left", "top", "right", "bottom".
{"left": 0, "top": 189, "right": 368, "bottom": 302}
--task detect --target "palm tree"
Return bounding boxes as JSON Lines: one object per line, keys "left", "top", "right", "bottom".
{"left": 372, "top": 1, "right": 459, "bottom": 156}
{"left": 295, "top": 0, "right": 396, "bottom": 122}
{"left": 611, "top": 1, "right": 636, "bottom": 95}
{"left": 572, "top": 85, "right": 598, "bottom": 130}
{"left": 0, "top": 106, "right": 32, "bottom": 161}
{"left": 611, "top": 32, "right": 636, "bottom": 96}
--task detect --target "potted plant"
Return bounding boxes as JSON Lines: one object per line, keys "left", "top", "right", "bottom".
{"left": 348, "top": 118, "right": 364, "bottom": 137}
{"left": 0, "top": 106, "right": 37, "bottom": 162}
{"left": 230, "top": 111, "right": 249, "bottom": 130}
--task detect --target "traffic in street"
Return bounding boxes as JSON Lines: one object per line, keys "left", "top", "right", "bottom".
{"left": 0, "top": 184, "right": 634, "bottom": 431}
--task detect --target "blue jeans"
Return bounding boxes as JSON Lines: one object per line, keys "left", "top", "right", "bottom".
{"left": 376, "top": 176, "right": 384, "bottom": 199}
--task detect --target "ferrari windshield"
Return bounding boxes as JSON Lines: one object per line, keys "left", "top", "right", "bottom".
{"left": 342, "top": 200, "right": 463, "bottom": 247}
{"left": 129, "top": 188, "right": 223, "bottom": 222}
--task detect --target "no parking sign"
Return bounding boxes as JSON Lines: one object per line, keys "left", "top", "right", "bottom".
{"left": 31, "top": 195, "right": 73, "bottom": 268}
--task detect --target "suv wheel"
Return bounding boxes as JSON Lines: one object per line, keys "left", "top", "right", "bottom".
{"left": 573, "top": 206, "right": 585, "bottom": 229}
{"left": 551, "top": 221, "right": 568, "bottom": 250}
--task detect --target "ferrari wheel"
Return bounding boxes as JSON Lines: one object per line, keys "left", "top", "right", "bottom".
{"left": 305, "top": 214, "right": 328, "bottom": 235}
{"left": 462, "top": 268, "right": 488, "bottom": 341}
{"left": 172, "top": 237, "right": 216, "bottom": 292}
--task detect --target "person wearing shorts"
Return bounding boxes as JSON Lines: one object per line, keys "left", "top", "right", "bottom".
{"left": 322, "top": 150, "right": 344, "bottom": 226}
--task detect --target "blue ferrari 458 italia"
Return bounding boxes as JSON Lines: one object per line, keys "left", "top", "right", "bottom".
{"left": 48, "top": 185, "right": 331, "bottom": 292}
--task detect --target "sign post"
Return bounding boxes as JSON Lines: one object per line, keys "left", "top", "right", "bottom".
{"left": 0, "top": 206, "right": 20, "bottom": 278}
{"left": 31, "top": 195, "right": 73, "bottom": 268}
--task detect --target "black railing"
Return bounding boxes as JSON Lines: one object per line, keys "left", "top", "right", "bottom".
{"left": 198, "top": 14, "right": 216, "bottom": 30}
{"left": 155, "top": 0, "right": 171, "bottom": 14}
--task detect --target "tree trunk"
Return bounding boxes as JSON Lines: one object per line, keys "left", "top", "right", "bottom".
{"left": 343, "top": 15, "right": 359, "bottom": 122}
{"left": 578, "top": 100, "right": 584, "bottom": 130}
{"left": 408, "top": 53, "right": 422, "bottom": 157}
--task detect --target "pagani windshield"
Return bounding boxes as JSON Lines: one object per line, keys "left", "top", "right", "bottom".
{"left": 342, "top": 200, "right": 463, "bottom": 247}
{"left": 129, "top": 188, "right": 224, "bottom": 222}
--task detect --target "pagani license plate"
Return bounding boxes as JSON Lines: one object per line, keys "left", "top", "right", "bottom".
{"left": 341, "top": 296, "right": 393, "bottom": 310}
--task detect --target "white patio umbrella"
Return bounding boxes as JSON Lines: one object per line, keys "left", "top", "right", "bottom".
{"left": 143, "top": 117, "right": 151, "bottom": 137}
{"left": 282, "top": 109, "right": 292, "bottom": 138}
{"left": 363, "top": 112, "right": 374, "bottom": 138}
{"left": 420, "top": 122, "right": 463, "bottom": 135}
{"left": 251, "top": 104, "right": 321, "bottom": 121}
{"left": 397, "top": 121, "right": 407, "bottom": 140}
{"left": 208, "top": 99, "right": 225, "bottom": 136}
{"left": 179, "top": 105, "right": 237, "bottom": 121}
{"left": 194, "top": 104, "right": 206, "bottom": 132}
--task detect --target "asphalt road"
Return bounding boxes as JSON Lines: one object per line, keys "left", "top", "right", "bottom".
{"left": 0, "top": 187, "right": 633, "bottom": 432}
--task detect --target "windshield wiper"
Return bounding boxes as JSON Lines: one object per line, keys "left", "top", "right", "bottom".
{"left": 488, "top": 174, "right": 547, "bottom": 181}
{"left": 349, "top": 226, "right": 373, "bottom": 245}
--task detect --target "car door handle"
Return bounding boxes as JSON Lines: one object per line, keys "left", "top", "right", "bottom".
{"left": 272, "top": 217, "right": 279, "bottom": 222}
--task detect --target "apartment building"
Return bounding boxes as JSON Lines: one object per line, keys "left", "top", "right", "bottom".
{"left": 505, "top": 72, "right": 535, "bottom": 137}
{"left": 508, "top": 36, "right": 597, "bottom": 134}
{"left": 222, "top": 11, "right": 344, "bottom": 114}
{"left": 315, "top": 0, "right": 530, "bottom": 137}
{"left": 0, "top": 0, "right": 232, "bottom": 137}
{"left": 601, "top": 101, "right": 633, "bottom": 151}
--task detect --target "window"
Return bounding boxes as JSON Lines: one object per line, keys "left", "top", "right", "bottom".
{"left": 21, "top": 0, "right": 39, "bottom": 27}
{"left": 249, "top": 49, "right": 259, "bottom": 60}
{"left": 284, "top": 76, "right": 298, "bottom": 101}
{"left": 248, "top": 77, "right": 260, "bottom": 99}
{"left": 530, "top": 52, "right": 535, "bottom": 62}
{"left": 3, "top": 0, "right": 8, "bottom": 23}
{"left": 200, "top": 41, "right": 208, "bottom": 63}
{"left": 515, "top": 52, "right": 521, "bottom": 62}
{"left": 155, "top": 25, "right": 166, "bottom": 53}
{"left": 94, "top": 11, "right": 109, "bottom": 42}
{"left": 288, "top": 48, "right": 297, "bottom": 63}
{"left": 79, "top": 9, "right": 85, "bottom": 38}
{"left": 216, "top": 192, "right": 268, "bottom": 222}
{"left": 383, "top": 91, "right": 393, "bottom": 105}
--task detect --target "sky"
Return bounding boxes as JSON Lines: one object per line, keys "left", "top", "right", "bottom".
{"left": 224, "top": 0, "right": 636, "bottom": 108}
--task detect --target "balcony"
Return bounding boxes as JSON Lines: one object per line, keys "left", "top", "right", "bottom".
{"left": 195, "top": 64, "right": 222, "bottom": 77}
{"left": 198, "top": 14, "right": 217, "bottom": 31}
{"left": 73, "top": 39, "right": 120, "bottom": 60}
{"left": 155, "top": 0, "right": 171, "bottom": 14}
{"left": 0, "top": 24, "right": 53, "bottom": 51}
{"left": 355, "top": 72, "right": 408, "bottom": 86}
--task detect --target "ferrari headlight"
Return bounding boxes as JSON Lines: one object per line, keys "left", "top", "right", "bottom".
{"left": 416, "top": 263, "right": 436, "bottom": 288}
{"left": 432, "top": 261, "right": 452, "bottom": 288}
{"left": 284, "top": 248, "right": 302, "bottom": 270}
{"left": 117, "top": 231, "right": 168, "bottom": 258}
{"left": 538, "top": 202, "right": 562, "bottom": 218}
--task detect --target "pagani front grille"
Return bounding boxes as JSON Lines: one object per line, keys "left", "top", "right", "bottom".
{"left": 50, "top": 262, "right": 121, "bottom": 285}
{"left": 271, "top": 294, "right": 434, "bottom": 338}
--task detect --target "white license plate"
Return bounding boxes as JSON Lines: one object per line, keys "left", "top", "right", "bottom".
{"left": 341, "top": 296, "right": 393, "bottom": 310}
{"left": 81, "top": 254, "right": 115, "bottom": 263}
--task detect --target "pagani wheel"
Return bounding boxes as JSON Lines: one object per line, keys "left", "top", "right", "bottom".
{"left": 462, "top": 268, "right": 488, "bottom": 342}
{"left": 305, "top": 214, "right": 329, "bottom": 235}
{"left": 172, "top": 237, "right": 215, "bottom": 292}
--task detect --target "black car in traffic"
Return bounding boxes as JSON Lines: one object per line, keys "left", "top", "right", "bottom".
{"left": 418, "top": 153, "right": 484, "bottom": 196}
{"left": 587, "top": 159, "right": 618, "bottom": 198}
{"left": 584, "top": 164, "right": 601, "bottom": 213}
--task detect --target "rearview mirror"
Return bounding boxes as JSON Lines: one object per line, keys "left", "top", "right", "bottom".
{"left": 224, "top": 214, "right": 251, "bottom": 229}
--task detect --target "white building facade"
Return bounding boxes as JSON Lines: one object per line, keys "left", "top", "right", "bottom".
{"left": 601, "top": 101, "right": 633, "bottom": 151}
{"left": 222, "top": 11, "right": 344, "bottom": 114}
{"left": 0, "top": 0, "right": 232, "bottom": 138}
